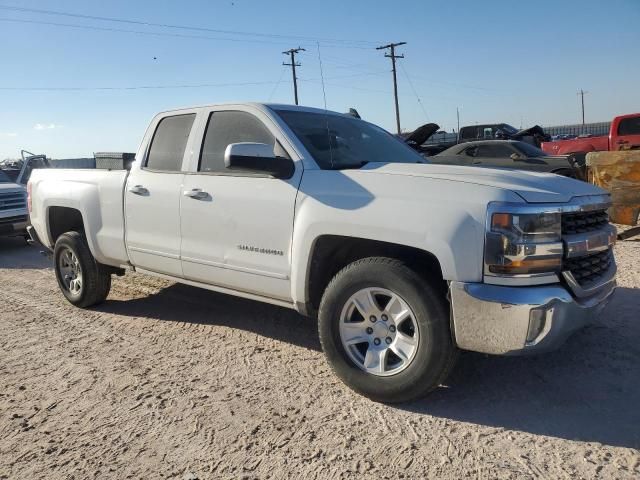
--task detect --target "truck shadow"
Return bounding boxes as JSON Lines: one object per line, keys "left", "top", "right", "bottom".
{"left": 96, "top": 282, "right": 322, "bottom": 353}
{"left": 401, "top": 286, "right": 640, "bottom": 449}
{"left": 97, "top": 282, "right": 640, "bottom": 449}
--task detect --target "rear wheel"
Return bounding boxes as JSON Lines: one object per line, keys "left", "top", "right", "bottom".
{"left": 318, "top": 257, "right": 457, "bottom": 403}
{"left": 54, "top": 231, "right": 111, "bottom": 308}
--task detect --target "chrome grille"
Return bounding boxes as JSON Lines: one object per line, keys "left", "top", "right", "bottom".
{"left": 0, "top": 191, "right": 27, "bottom": 211}
{"left": 563, "top": 249, "right": 613, "bottom": 287}
{"left": 561, "top": 209, "right": 609, "bottom": 235}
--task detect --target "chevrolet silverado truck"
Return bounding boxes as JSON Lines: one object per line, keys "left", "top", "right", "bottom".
{"left": 542, "top": 113, "right": 640, "bottom": 156}
{"left": 28, "top": 103, "right": 617, "bottom": 403}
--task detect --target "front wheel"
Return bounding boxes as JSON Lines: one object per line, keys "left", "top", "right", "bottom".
{"left": 54, "top": 231, "right": 111, "bottom": 308}
{"left": 318, "top": 257, "right": 457, "bottom": 403}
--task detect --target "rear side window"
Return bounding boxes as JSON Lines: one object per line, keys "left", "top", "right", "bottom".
{"left": 475, "top": 145, "right": 513, "bottom": 157}
{"left": 199, "top": 111, "right": 275, "bottom": 172}
{"left": 146, "top": 114, "right": 195, "bottom": 171}
{"left": 618, "top": 117, "right": 640, "bottom": 136}
{"left": 460, "top": 127, "right": 477, "bottom": 140}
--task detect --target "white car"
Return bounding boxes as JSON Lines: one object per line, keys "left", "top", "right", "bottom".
{"left": 28, "top": 103, "right": 617, "bottom": 402}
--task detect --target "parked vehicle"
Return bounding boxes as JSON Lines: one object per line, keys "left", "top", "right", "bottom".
{"left": 0, "top": 169, "right": 28, "bottom": 239}
{"left": 459, "top": 123, "right": 550, "bottom": 147}
{"left": 0, "top": 151, "right": 51, "bottom": 185}
{"left": 432, "top": 140, "right": 579, "bottom": 177}
{"left": 405, "top": 122, "right": 551, "bottom": 156}
{"left": 28, "top": 103, "right": 617, "bottom": 403}
{"left": 542, "top": 113, "right": 640, "bottom": 156}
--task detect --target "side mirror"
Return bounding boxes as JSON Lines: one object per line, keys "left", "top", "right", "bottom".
{"left": 224, "top": 143, "right": 294, "bottom": 179}
{"left": 510, "top": 152, "right": 524, "bottom": 161}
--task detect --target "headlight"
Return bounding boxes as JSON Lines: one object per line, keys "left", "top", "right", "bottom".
{"left": 485, "top": 209, "right": 563, "bottom": 277}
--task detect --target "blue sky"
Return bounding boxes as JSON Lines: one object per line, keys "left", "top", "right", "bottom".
{"left": 1, "top": 0, "right": 639, "bottom": 159}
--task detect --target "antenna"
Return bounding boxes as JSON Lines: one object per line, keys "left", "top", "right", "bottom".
{"left": 316, "top": 41, "right": 334, "bottom": 168}
{"left": 317, "top": 42, "right": 328, "bottom": 111}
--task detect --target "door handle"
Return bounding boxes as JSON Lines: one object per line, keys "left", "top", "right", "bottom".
{"left": 129, "top": 185, "right": 148, "bottom": 195}
{"left": 183, "top": 188, "right": 209, "bottom": 200}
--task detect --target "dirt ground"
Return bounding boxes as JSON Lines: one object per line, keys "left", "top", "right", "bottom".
{"left": 0, "top": 236, "right": 639, "bottom": 479}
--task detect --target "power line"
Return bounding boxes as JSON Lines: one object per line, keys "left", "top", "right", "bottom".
{"left": 0, "top": 4, "right": 379, "bottom": 47}
{"left": 0, "top": 80, "right": 285, "bottom": 92}
{"left": 377, "top": 41, "right": 406, "bottom": 134}
{"left": 283, "top": 47, "right": 305, "bottom": 105}
{"left": 0, "top": 17, "right": 300, "bottom": 46}
{"left": 398, "top": 62, "right": 429, "bottom": 121}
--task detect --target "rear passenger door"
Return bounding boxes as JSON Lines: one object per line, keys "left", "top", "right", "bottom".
{"left": 125, "top": 112, "right": 197, "bottom": 277}
{"left": 179, "top": 107, "right": 302, "bottom": 301}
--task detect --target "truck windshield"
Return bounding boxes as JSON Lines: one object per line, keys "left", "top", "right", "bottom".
{"left": 276, "top": 110, "right": 426, "bottom": 169}
{"left": 0, "top": 170, "right": 12, "bottom": 183}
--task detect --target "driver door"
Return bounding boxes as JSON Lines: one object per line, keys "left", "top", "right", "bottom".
{"left": 179, "top": 107, "right": 302, "bottom": 301}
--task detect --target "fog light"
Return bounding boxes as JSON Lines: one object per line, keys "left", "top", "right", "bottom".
{"left": 526, "top": 308, "right": 547, "bottom": 344}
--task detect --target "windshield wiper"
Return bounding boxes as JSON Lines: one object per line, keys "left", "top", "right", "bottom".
{"left": 330, "top": 160, "right": 370, "bottom": 170}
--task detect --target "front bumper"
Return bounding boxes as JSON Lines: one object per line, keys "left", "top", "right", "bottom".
{"left": 449, "top": 275, "right": 616, "bottom": 355}
{"left": 0, "top": 216, "right": 28, "bottom": 237}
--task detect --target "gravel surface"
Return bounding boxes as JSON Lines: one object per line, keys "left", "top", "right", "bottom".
{"left": 1, "top": 236, "right": 639, "bottom": 479}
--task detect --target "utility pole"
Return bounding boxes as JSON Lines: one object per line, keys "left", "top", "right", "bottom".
{"left": 456, "top": 107, "right": 460, "bottom": 143}
{"left": 578, "top": 89, "right": 588, "bottom": 128}
{"left": 282, "top": 47, "right": 305, "bottom": 105}
{"left": 376, "top": 42, "right": 406, "bottom": 135}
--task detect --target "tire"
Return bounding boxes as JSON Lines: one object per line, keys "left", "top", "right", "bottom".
{"left": 53, "top": 231, "right": 111, "bottom": 308}
{"left": 318, "top": 257, "right": 457, "bottom": 403}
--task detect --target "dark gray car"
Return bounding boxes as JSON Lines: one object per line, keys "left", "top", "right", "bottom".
{"left": 432, "top": 140, "right": 578, "bottom": 177}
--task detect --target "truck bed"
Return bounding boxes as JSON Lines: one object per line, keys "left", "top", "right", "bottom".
{"left": 542, "top": 135, "right": 609, "bottom": 155}
{"left": 29, "top": 168, "right": 130, "bottom": 267}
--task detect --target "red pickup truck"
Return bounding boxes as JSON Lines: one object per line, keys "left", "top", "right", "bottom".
{"left": 542, "top": 113, "right": 640, "bottom": 156}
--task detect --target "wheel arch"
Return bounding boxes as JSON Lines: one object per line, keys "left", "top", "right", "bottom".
{"left": 300, "top": 234, "right": 446, "bottom": 317}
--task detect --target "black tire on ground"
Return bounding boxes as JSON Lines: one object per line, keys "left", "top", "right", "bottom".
{"left": 53, "top": 231, "right": 112, "bottom": 308}
{"left": 318, "top": 257, "right": 458, "bottom": 403}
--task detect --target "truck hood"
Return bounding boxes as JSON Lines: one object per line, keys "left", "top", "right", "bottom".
{"left": 357, "top": 162, "right": 606, "bottom": 203}
{"left": 0, "top": 182, "right": 24, "bottom": 192}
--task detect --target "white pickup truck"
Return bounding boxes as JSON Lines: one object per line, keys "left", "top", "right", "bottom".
{"left": 28, "top": 103, "right": 617, "bottom": 402}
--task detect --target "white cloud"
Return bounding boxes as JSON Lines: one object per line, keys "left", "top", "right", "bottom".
{"left": 1, "top": 132, "right": 18, "bottom": 137}
{"left": 34, "top": 123, "right": 61, "bottom": 130}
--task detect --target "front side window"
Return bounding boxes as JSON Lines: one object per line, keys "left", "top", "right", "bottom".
{"left": 199, "top": 111, "right": 275, "bottom": 173}
{"left": 618, "top": 117, "right": 640, "bottom": 136}
{"left": 276, "top": 110, "right": 424, "bottom": 169}
{"left": 146, "top": 114, "right": 195, "bottom": 171}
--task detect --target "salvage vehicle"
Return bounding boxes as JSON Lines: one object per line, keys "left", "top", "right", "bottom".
{"left": 404, "top": 122, "right": 550, "bottom": 156}
{"left": 459, "top": 123, "right": 550, "bottom": 147}
{"left": 0, "top": 169, "right": 28, "bottom": 239}
{"left": 28, "top": 103, "right": 617, "bottom": 403}
{"left": 542, "top": 113, "right": 640, "bottom": 156}
{"left": 432, "top": 140, "right": 578, "bottom": 177}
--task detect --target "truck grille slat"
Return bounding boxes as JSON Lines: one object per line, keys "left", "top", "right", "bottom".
{"left": 563, "top": 249, "right": 613, "bottom": 286}
{"left": 0, "top": 192, "right": 27, "bottom": 211}
{"left": 561, "top": 208, "right": 614, "bottom": 289}
{"left": 561, "top": 209, "right": 609, "bottom": 235}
